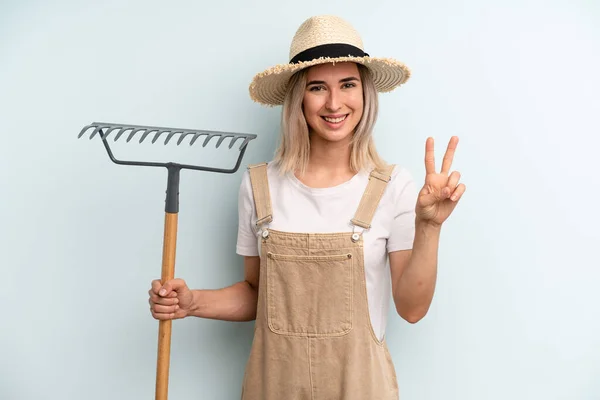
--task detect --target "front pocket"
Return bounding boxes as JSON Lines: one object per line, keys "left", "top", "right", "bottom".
{"left": 266, "top": 252, "right": 353, "bottom": 337}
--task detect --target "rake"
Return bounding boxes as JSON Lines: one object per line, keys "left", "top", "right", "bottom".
{"left": 78, "top": 122, "right": 257, "bottom": 400}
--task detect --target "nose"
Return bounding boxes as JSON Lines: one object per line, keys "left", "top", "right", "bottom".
{"left": 325, "top": 88, "right": 342, "bottom": 112}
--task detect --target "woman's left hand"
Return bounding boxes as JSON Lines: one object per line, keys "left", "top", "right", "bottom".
{"left": 415, "top": 136, "right": 466, "bottom": 227}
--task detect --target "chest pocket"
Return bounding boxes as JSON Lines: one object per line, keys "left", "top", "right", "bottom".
{"left": 265, "top": 251, "right": 354, "bottom": 337}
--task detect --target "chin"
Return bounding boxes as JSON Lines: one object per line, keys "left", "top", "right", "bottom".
{"left": 319, "top": 130, "right": 354, "bottom": 143}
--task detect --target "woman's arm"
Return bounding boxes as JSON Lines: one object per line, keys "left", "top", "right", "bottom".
{"left": 188, "top": 256, "right": 261, "bottom": 321}
{"left": 389, "top": 136, "right": 465, "bottom": 324}
{"left": 150, "top": 256, "right": 260, "bottom": 322}
{"left": 389, "top": 220, "right": 441, "bottom": 323}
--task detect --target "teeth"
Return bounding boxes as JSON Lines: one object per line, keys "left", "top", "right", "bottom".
{"left": 324, "top": 115, "right": 347, "bottom": 123}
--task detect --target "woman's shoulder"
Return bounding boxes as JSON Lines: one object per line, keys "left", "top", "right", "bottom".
{"left": 239, "top": 160, "right": 284, "bottom": 193}
{"left": 385, "top": 164, "right": 418, "bottom": 206}
{"left": 369, "top": 163, "right": 418, "bottom": 206}
{"left": 391, "top": 164, "right": 415, "bottom": 183}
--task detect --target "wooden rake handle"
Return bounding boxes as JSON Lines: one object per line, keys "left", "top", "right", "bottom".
{"left": 155, "top": 165, "right": 180, "bottom": 400}
{"left": 156, "top": 212, "right": 177, "bottom": 400}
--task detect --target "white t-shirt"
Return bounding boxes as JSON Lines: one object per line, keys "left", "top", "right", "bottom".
{"left": 236, "top": 162, "right": 418, "bottom": 340}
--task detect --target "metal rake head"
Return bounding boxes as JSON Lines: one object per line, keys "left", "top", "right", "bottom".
{"left": 78, "top": 122, "right": 258, "bottom": 173}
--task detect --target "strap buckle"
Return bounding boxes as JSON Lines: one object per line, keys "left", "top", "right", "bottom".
{"left": 247, "top": 162, "right": 268, "bottom": 169}
{"left": 369, "top": 170, "right": 391, "bottom": 182}
{"left": 256, "top": 215, "right": 273, "bottom": 227}
{"left": 350, "top": 218, "right": 370, "bottom": 230}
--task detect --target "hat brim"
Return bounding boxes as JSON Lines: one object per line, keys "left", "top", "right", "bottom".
{"left": 249, "top": 56, "right": 411, "bottom": 106}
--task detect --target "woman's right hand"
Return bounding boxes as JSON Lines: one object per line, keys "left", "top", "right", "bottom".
{"left": 149, "top": 278, "right": 194, "bottom": 320}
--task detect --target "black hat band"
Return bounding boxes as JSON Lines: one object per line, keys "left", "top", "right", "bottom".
{"left": 290, "top": 43, "right": 369, "bottom": 64}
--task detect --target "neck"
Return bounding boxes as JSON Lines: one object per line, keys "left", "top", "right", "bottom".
{"left": 309, "top": 133, "right": 352, "bottom": 171}
{"left": 295, "top": 133, "right": 355, "bottom": 188}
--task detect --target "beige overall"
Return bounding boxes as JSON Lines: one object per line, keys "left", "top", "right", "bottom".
{"left": 241, "top": 163, "right": 400, "bottom": 400}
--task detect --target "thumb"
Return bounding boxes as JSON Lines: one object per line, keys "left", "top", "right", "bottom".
{"left": 159, "top": 278, "right": 187, "bottom": 297}
{"left": 418, "top": 186, "right": 440, "bottom": 208}
{"left": 418, "top": 185, "right": 451, "bottom": 207}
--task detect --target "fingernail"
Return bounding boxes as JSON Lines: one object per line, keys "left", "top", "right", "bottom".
{"left": 159, "top": 289, "right": 166, "bottom": 296}
{"left": 451, "top": 195, "right": 457, "bottom": 201}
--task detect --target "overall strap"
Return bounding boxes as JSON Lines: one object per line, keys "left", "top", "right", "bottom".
{"left": 351, "top": 164, "right": 396, "bottom": 229}
{"left": 247, "top": 163, "right": 273, "bottom": 228}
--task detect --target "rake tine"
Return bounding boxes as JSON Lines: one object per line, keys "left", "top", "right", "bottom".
{"left": 229, "top": 136, "right": 248, "bottom": 150}
{"left": 77, "top": 123, "right": 97, "bottom": 139}
{"left": 101, "top": 125, "right": 124, "bottom": 140}
{"left": 140, "top": 128, "right": 160, "bottom": 143}
{"left": 126, "top": 127, "right": 146, "bottom": 143}
{"left": 189, "top": 132, "right": 207, "bottom": 146}
{"left": 215, "top": 134, "right": 234, "bottom": 148}
{"left": 88, "top": 125, "right": 107, "bottom": 140}
{"left": 176, "top": 132, "right": 195, "bottom": 146}
{"left": 114, "top": 127, "right": 134, "bottom": 142}
{"left": 165, "top": 131, "right": 184, "bottom": 145}
{"left": 152, "top": 130, "right": 167, "bottom": 144}
{"left": 96, "top": 124, "right": 118, "bottom": 140}
{"left": 202, "top": 134, "right": 220, "bottom": 147}
{"left": 237, "top": 136, "right": 253, "bottom": 151}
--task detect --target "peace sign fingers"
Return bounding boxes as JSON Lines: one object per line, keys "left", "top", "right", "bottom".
{"left": 418, "top": 135, "right": 465, "bottom": 226}
{"left": 424, "top": 136, "right": 459, "bottom": 175}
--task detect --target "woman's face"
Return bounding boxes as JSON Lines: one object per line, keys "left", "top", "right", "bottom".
{"left": 302, "top": 62, "right": 364, "bottom": 144}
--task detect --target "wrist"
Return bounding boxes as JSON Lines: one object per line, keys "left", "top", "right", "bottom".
{"left": 187, "top": 290, "right": 201, "bottom": 317}
{"left": 415, "top": 217, "right": 442, "bottom": 232}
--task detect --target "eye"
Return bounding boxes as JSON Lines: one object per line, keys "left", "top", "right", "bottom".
{"left": 342, "top": 82, "right": 357, "bottom": 89}
{"left": 308, "top": 85, "right": 325, "bottom": 92}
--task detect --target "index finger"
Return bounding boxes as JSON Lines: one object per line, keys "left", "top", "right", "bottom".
{"left": 151, "top": 279, "right": 162, "bottom": 294}
{"left": 159, "top": 278, "right": 186, "bottom": 296}
{"left": 441, "top": 136, "right": 459, "bottom": 174}
{"left": 424, "top": 137, "right": 435, "bottom": 174}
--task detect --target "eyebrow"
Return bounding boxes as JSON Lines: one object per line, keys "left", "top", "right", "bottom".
{"left": 306, "top": 76, "right": 360, "bottom": 86}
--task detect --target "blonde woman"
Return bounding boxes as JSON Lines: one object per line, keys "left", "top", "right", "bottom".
{"left": 149, "top": 15, "right": 465, "bottom": 399}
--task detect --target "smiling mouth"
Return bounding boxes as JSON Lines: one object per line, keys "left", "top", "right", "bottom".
{"left": 322, "top": 114, "right": 348, "bottom": 124}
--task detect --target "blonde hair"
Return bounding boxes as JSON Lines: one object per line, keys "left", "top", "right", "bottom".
{"left": 272, "top": 63, "right": 387, "bottom": 175}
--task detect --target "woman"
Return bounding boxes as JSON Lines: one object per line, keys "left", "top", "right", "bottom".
{"left": 149, "top": 15, "right": 465, "bottom": 399}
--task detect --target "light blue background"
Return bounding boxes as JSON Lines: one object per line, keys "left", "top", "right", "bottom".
{"left": 1, "top": 1, "right": 599, "bottom": 399}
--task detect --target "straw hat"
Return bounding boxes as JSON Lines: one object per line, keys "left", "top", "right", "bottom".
{"left": 249, "top": 15, "right": 411, "bottom": 106}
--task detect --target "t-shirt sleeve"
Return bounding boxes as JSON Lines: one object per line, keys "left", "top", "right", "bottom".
{"left": 387, "top": 167, "right": 418, "bottom": 253}
{"left": 236, "top": 170, "right": 259, "bottom": 256}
